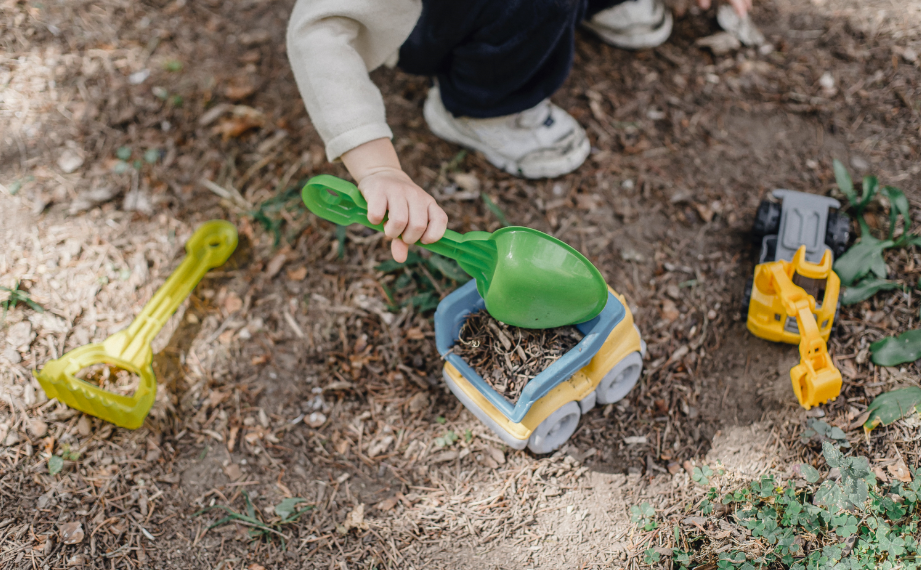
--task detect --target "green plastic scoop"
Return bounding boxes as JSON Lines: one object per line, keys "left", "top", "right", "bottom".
{"left": 302, "top": 175, "right": 607, "bottom": 328}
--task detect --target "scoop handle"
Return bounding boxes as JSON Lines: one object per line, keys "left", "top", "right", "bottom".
{"left": 103, "top": 220, "right": 238, "bottom": 366}
{"left": 301, "top": 175, "right": 487, "bottom": 265}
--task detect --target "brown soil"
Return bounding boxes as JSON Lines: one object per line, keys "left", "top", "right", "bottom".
{"left": 2, "top": 0, "right": 921, "bottom": 567}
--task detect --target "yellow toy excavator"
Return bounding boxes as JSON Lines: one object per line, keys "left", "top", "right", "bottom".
{"left": 748, "top": 247, "right": 842, "bottom": 409}
{"left": 745, "top": 190, "right": 848, "bottom": 409}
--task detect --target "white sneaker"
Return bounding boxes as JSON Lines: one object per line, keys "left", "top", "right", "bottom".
{"left": 583, "top": 0, "right": 674, "bottom": 50}
{"left": 423, "top": 85, "right": 590, "bottom": 179}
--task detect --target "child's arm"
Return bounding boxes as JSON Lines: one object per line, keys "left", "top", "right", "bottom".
{"left": 287, "top": 0, "right": 441, "bottom": 261}
{"left": 341, "top": 138, "right": 447, "bottom": 263}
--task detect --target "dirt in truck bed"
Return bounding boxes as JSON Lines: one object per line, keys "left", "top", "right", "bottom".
{"left": 452, "top": 309, "right": 584, "bottom": 403}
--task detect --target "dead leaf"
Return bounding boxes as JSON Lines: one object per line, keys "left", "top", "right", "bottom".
{"left": 223, "top": 292, "right": 243, "bottom": 313}
{"left": 225, "top": 77, "right": 257, "bottom": 101}
{"left": 248, "top": 564, "right": 267, "bottom": 570}
{"left": 485, "top": 446, "right": 505, "bottom": 465}
{"left": 286, "top": 266, "right": 307, "bottom": 281}
{"left": 212, "top": 105, "right": 265, "bottom": 139}
{"left": 408, "top": 392, "right": 429, "bottom": 413}
{"left": 76, "top": 415, "right": 91, "bottom": 437}
{"left": 59, "top": 522, "right": 84, "bottom": 545}
{"left": 224, "top": 463, "right": 243, "bottom": 481}
{"left": 218, "top": 330, "right": 235, "bottom": 345}
{"left": 375, "top": 497, "right": 399, "bottom": 511}
{"left": 888, "top": 460, "right": 912, "bottom": 483}
{"left": 430, "top": 450, "right": 459, "bottom": 464}
{"left": 873, "top": 466, "right": 889, "bottom": 483}
{"left": 404, "top": 327, "right": 426, "bottom": 340}
{"left": 694, "top": 203, "right": 714, "bottom": 223}
{"left": 265, "top": 251, "right": 289, "bottom": 279}
{"left": 661, "top": 299, "right": 680, "bottom": 322}
{"left": 343, "top": 504, "right": 369, "bottom": 531}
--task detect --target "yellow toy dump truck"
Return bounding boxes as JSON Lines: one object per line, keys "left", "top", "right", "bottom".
{"left": 435, "top": 280, "right": 645, "bottom": 454}
{"left": 745, "top": 190, "right": 849, "bottom": 409}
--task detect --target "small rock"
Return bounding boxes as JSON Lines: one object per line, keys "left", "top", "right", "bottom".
{"left": 695, "top": 32, "right": 741, "bottom": 55}
{"left": 452, "top": 172, "right": 480, "bottom": 193}
{"left": 306, "top": 412, "right": 327, "bottom": 428}
{"left": 1, "top": 347, "right": 21, "bottom": 364}
{"left": 6, "top": 321, "right": 35, "bottom": 350}
{"left": 818, "top": 72, "right": 837, "bottom": 97}
{"left": 850, "top": 156, "right": 870, "bottom": 172}
{"left": 128, "top": 69, "right": 150, "bottom": 85}
{"left": 667, "top": 462, "right": 682, "bottom": 474}
{"left": 28, "top": 418, "right": 48, "bottom": 439}
{"left": 57, "top": 149, "right": 84, "bottom": 174}
{"left": 59, "top": 522, "right": 84, "bottom": 545}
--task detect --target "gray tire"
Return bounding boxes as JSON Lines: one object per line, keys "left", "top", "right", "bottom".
{"left": 595, "top": 352, "right": 643, "bottom": 405}
{"left": 527, "top": 401, "right": 581, "bottom": 455}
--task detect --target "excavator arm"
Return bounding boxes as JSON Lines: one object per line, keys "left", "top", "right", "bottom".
{"left": 753, "top": 247, "right": 842, "bottom": 409}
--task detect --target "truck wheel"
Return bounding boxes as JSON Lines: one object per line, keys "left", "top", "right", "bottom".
{"left": 752, "top": 200, "right": 781, "bottom": 240}
{"left": 596, "top": 352, "right": 643, "bottom": 405}
{"left": 743, "top": 276, "right": 754, "bottom": 315}
{"left": 825, "top": 212, "right": 850, "bottom": 259}
{"left": 527, "top": 401, "right": 581, "bottom": 455}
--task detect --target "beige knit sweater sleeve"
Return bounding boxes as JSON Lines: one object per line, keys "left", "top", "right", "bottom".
{"left": 286, "top": 0, "right": 422, "bottom": 162}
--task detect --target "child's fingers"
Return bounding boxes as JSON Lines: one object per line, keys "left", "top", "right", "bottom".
{"left": 382, "top": 193, "right": 408, "bottom": 240}
{"left": 420, "top": 203, "right": 448, "bottom": 245}
{"left": 391, "top": 239, "right": 409, "bottom": 263}
{"left": 365, "top": 189, "right": 388, "bottom": 225}
{"left": 696, "top": 0, "right": 711, "bottom": 10}
{"left": 401, "top": 197, "right": 430, "bottom": 246}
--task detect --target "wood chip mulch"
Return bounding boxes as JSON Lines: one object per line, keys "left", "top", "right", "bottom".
{"left": 452, "top": 310, "right": 583, "bottom": 403}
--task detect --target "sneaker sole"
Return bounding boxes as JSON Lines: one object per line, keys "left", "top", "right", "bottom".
{"left": 583, "top": 10, "right": 674, "bottom": 50}
{"left": 423, "top": 97, "right": 590, "bottom": 179}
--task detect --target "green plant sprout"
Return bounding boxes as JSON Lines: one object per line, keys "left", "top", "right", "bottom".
{"left": 631, "top": 502, "right": 658, "bottom": 531}
{"left": 375, "top": 251, "right": 469, "bottom": 314}
{"left": 434, "top": 430, "right": 458, "bottom": 448}
{"left": 194, "top": 491, "right": 313, "bottom": 550}
{"left": 663, "top": 442, "right": 921, "bottom": 570}
{"left": 832, "top": 159, "right": 921, "bottom": 287}
{"left": 1, "top": 281, "right": 45, "bottom": 318}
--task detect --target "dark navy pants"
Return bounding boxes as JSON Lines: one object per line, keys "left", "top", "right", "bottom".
{"left": 398, "top": 0, "right": 625, "bottom": 118}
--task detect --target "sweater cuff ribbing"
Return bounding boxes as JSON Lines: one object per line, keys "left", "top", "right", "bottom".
{"left": 325, "top": 122, "right": 394, "bottom": 162}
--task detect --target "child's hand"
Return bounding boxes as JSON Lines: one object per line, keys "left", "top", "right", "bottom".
{"left": 696, "top": 0, "right": 752, "bottom": 16}
{"left": 360, "top": 167, "right": 447, "bottom": 262}
{"left": 341, "top": 138, "right": 448, "bottom": 263}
